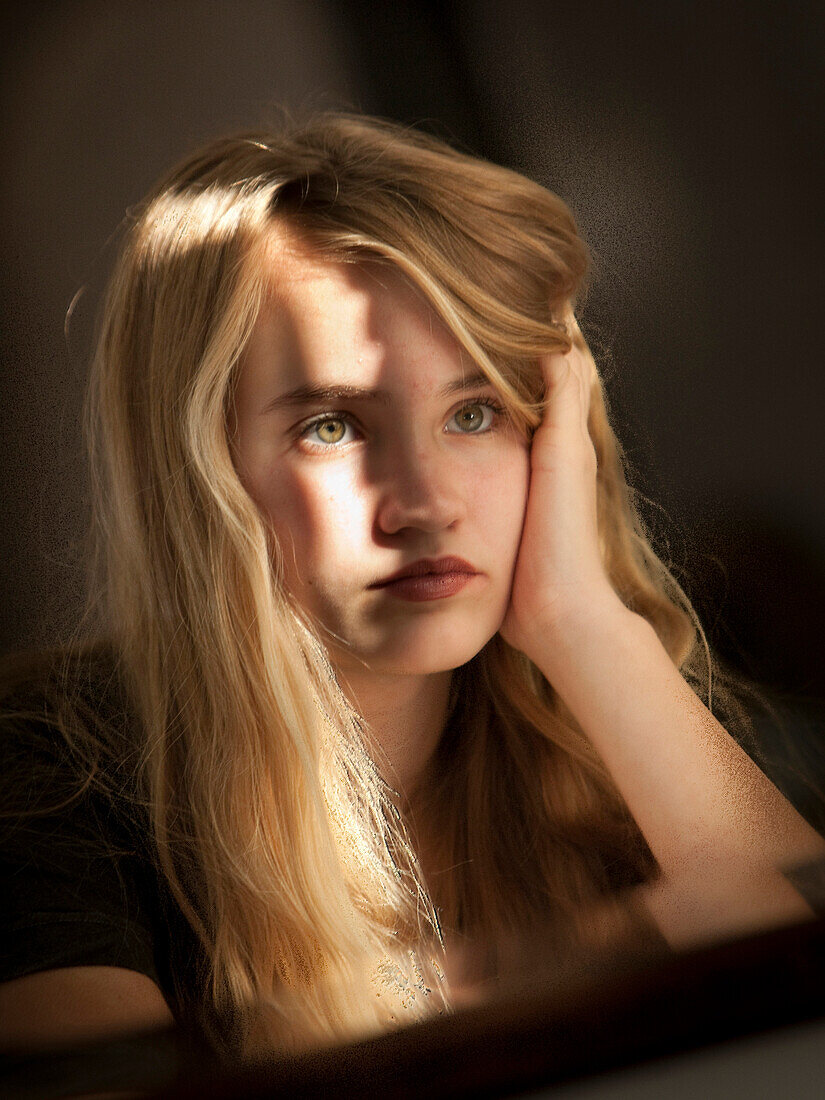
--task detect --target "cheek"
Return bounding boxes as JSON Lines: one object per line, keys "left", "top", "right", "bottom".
{"left": 471, "top": 446, "right": 530, "bottom": 552}
{"left": 257, "top": 467, "right": 370, "bottom": 581}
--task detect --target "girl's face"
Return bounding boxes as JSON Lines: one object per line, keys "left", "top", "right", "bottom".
{"left": 231, "top": 233, "right": 531, "bottom": 679}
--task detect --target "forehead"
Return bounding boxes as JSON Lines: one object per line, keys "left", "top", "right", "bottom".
{"left": 241, "top": 224, "right": 472, "bottom": 391}
{"left": 255, "top": 225, "right": 429, "bottom": 322}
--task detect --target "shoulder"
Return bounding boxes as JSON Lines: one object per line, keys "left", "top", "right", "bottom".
{"left": 0, "top": 641, "right": 139, "bottom": 802}
{"left": 0, "top": 644, "right": 214, "bottom": 1047}
{"left": 0, "top": 642, "right": 160, "bottom": 981}
{"left": 0, "top": 640, "right": 152, "bottom": 884}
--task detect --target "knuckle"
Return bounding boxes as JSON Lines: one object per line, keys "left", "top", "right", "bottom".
{"left": 580, "top": 439, "right": 598, "bottom": 473}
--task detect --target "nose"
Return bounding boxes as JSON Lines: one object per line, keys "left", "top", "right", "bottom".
{"left": 375, "top": 439, "right": 466, "bottom": 536}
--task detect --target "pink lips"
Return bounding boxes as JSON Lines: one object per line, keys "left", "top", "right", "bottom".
{"left": 369, "top": 556, "right": 480, "bottom": 602}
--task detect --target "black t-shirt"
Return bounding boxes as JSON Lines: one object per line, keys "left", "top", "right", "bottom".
{"left": 0, "top": 650, "right": 214, "bottom": 1049}
{"left": 0, "top": 647, "right": 668, "bottom": 1059}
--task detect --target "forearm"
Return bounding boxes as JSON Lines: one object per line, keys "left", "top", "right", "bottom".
{"left": 530, "top": 600, "right": 825, "bottom": 879}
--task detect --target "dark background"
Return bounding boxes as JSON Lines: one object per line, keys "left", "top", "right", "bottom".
{"left": 2, "top": 1, "right": 823, "bottom": 725}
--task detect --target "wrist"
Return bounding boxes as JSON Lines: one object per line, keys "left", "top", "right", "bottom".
{"left": 539, "top": 586, "right": 639, "bottom": 639}
{"left": 526, "top": 592, "right": 651, "bottom": 678}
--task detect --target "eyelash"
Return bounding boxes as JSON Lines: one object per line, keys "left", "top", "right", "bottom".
{"left": 296, "top": 397, "right": 508, "bottom": 450}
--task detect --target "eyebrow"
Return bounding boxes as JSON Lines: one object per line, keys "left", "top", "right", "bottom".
{"left": 262, "top": 369, "right": 494, "bottom": 412}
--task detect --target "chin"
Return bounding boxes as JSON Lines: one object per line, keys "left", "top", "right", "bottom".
{"left": 362, "top": 622, "right": 499, "bottom": 676}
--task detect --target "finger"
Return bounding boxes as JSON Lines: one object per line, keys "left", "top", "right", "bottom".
{"left": 548, "top": 313, "right": 599, "bottom": 449}
{"left": 563, "top": 313, "right": 599, "bottom": 386}
{"left": 569, "top": 345, "right": 592, "bottom": 432}
{"left": 538, "top": 351, "right": 579, "bottom": 435}
{"left": 534, "top": 363, "right": 591, "bottom": 477}
{"left": 565, "top": 338, "right": 598, "bottom": 434}
{"left": 539, "top": 347, "right": 592, "bottom": 440}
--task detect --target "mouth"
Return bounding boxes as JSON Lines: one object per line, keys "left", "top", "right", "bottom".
{"left": 368, "top": 556, "right": 480, "bottom": 588}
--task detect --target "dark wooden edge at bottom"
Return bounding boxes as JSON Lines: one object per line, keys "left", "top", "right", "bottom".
{"left": 170, "top": 915, "right": 825, "bottom": 1099}
{"left": 4, "top": 916, "right": 825, "bottom": 1099}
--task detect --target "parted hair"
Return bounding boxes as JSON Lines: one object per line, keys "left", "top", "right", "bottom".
{"left": 5, "top": 113, "right": 764, "bottom": 1055}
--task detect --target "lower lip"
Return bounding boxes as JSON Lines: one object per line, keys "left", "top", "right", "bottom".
{"left": 375, "top": 571, "right": 479, "bottom": 602}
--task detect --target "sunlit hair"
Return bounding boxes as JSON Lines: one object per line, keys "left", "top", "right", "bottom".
{"left": 21, "top": 113, "right": 759, "bottom": 1054}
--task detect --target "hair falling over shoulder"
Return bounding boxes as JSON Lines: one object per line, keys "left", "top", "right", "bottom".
{"left": 35, "top": 111, "right": 767, "bottom": 1056}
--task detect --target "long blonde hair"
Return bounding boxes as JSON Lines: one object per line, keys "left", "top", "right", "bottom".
{"left": 45, "top": 113, "right": 759, "bottom": 1054}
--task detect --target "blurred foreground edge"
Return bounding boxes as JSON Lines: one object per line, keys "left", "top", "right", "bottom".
{"left": 172, "top": 916, "right": 825, "bottom": 1099}
{"left": 4, "top": 915, "right": 825, "bottom": 1099}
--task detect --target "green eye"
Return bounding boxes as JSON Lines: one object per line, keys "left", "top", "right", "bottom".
{"left": 299, "top": 415, "right": 357, "bottom": 449}
{"left": 315, "top": 418, "right": 346, "bottom": 444}
{"left": 448, "top": 402, "right": 499, "bottom": 434}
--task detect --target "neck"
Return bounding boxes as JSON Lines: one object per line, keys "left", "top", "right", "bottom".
{"left": 336, "top": 666, "right": 453, "bottom": 800}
